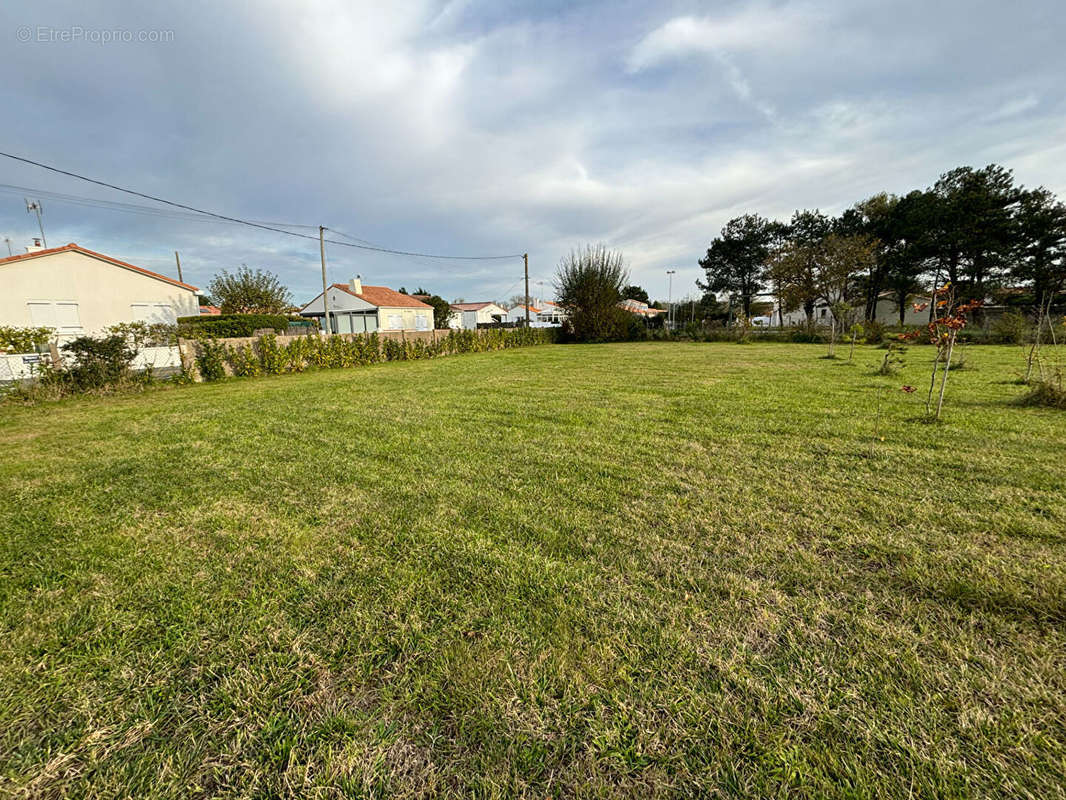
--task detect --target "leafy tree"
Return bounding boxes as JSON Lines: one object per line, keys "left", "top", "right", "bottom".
{"left": 927, "top": 165, "right": 1020, "bottom": 300}
{"left": 425, "top": 295, "right": 453, "bottom": 329}
{"left": 621, "top": 285, "right": 650, "bottom": 304}
{"left": 816, "top": 234, "right": 877, "bottom": 321}
{"left": 1012, "top": 187, "right": 1066, "bottom": 313}
{"left": 555, "top": 244, "right": 629, "bottom": 342}
{"left": 208, "top": 266, "right": 291, "bottom": 314}
{"left": 698, "top": 214, "right": 783, "bottom": 318}
{"left": 768, "top": 210, "right": 832, "bottom": 325}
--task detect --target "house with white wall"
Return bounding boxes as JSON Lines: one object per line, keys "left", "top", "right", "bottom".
{"left": 777, "top": 292, "right": 933, "bottom": 327}
{"left": 448, "top": 302, "right": 508, "bottom": 329}
{"left": 0, "top": 242, "right": 200, "bottom": 338}
{"left": 506, "top": 304, "right": 540, "bottom": 323}
{"left": 300, "top": 277, "right": 434, "bottom": 333}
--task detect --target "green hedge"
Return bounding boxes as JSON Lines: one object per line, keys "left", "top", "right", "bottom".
{"left": 177, "top": 314, "right": 290, "bottom": 338}
{"left": 193, "top": 327, "right": 559, "bottom": 382}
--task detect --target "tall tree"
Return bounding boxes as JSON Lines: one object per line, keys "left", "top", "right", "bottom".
{"left": 621, "top": 285, "right": 650, "bottom": 304}
{"left": 838, "top": 193, "right": 900, "bottom": 320}
{"left": 927, "top": 165, "right": 1020, "bottom": 301}
{"left": 698, "top": 214, "right": 781, "bottom": 318}
{"left": 208, "top": 266, "right": 291, "bottom": 314}
{"left": 767, "top": 210, "right": 831, "bottom": 325}
{"left": 1012, "top": 187, "right": 1066, "bottom": 314}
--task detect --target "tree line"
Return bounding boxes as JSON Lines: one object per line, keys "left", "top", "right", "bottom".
{"left": 698, "top": 164, "right": 1066, "bottom": 327}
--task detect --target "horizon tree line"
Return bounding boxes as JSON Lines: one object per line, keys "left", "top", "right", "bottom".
{"left": 698, "top": 164, "right": 1066, "bottom": 328}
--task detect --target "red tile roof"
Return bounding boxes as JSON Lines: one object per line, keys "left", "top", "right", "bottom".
{"left": 331, "top": 283, "right": 432, "bottom": 309}
{"left": 0, "top": 243, "right": 199, "bottom": 291}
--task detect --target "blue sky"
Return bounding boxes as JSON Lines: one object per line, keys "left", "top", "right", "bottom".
{"left": 2, "top": 0, "right": 1064, "bottom": 305}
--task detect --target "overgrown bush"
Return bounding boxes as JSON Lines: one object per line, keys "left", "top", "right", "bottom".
{"left": 106, "top": 321, "right": 177, "bottom": 348}
{"left": 196, "top": 339, "right": 228, "bottom": 382}
{"left": 0, "top": 325, "right": 53, "bottom": 353}
{"left": 1021, "top": 369, "right": 1065, "bottom": 409}
{"left": 227, "top": 344, "right": 262, "bottom": 377}
{"left": 990, "top": 311, "right": 1032, "bottom": 344}
{"left": 59, "top": 335, "right": 136, "bottom": 390}
{"left": 864, "top": 320, "right": 885, "bottom": 345}
{"left": 177, "top": 314, "right": 290, "bottom": 339}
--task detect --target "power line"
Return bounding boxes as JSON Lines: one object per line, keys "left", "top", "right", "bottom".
{"left": 0, "top": 151, "right": 524, "bottom": 261}
{"left": 0, "top": 182, "right": 318, "bottom": 230}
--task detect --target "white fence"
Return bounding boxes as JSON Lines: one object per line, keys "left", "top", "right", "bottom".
{"left": 0, "top": 346, "right": 182, "bottom": 384}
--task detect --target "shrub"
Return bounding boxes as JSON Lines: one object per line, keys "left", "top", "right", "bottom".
{"left": 227, "top": 344, "right": 262, "bottom": 378}
{"left": 0, "top": 325, "right": 53, "bottom": 353}
{"left": 876, "top": 342, "right": 907, "bottom": 376}
{"left": 196, "top": 339, "right": 228, "bottom": 382}
{"left": 177, "top": 314, "right": 290, "bottom": 339}
{"left": 990, "top": 311, "right": 1031, "bottom": 344}
{"left": 256, "top": 334, "right": 286, "bottom": 374}
{"left": 59, "top": 335, "right": 136, "bottom": 390}
{"left": 864, "top": 320, "right": 885, "bottom": 345}
{"left": 106, "top": 321, "right": 177, "bottom": 348}
{"left": 1020, "top": 369, "right": 1065, "bottom": 409}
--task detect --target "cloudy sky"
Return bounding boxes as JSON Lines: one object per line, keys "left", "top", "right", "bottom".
{"left": 2, "top": 0, "right": 1064, "bottom": 305}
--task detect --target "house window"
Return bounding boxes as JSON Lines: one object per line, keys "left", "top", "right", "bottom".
{"left": 27, "top": 301, "right": 83, "bottom": 333}
{"left": 131, "top": 303, "right": 177, "bottom": 325}
{"left": 387, "top": 314, "right": 403, "bottom": 329}
{"left": 415, "top": 313, "right": 429, "bottom": 330}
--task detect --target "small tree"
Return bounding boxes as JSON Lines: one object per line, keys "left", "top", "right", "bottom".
{"left": 208, "top": 266, "right": 291, "bottom": 314}
{"left": 423, "top": 294, "right": 453, "bottom": 329}
{"left": 555, "top": 244, "right": 629, "bottom": 342}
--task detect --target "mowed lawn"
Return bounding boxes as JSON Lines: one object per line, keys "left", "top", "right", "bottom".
{"left": 1, "top": 343, "right": 1064, "bottom": 798}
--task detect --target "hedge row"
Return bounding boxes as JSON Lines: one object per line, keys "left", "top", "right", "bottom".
{"left": 176, "top": 314, "right": 294, "bottom": 338}
{"left": 194, "top": 327, "right": 558, "bottom": 382}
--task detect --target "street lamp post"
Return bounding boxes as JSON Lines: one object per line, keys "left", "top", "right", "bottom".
{"left": 666, "top": 270, "right": 676, "bottom": 330}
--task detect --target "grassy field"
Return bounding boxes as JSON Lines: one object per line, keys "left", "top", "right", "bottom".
{"left": 1, "top": 342, "right": 1064, "bottom": 798}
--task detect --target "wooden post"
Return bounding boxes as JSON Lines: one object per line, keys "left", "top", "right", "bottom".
{"left": 524, "top": 253, "right": 530, "bottom": 328}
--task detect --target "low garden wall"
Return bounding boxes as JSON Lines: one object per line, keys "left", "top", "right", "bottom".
{"left": 178, "top": 327, "right": 557, "bottom": 382}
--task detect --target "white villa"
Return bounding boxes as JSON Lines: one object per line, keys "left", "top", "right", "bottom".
{"left": 448, "top": 302, "right": 508, "bottom": 330}
{"left": 300, "top": 277, "right": 435, "bottom": 334}
{"left": 0, "top": 242, "right": 200, "bottom": 338}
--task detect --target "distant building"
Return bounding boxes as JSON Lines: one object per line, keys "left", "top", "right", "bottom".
{"left": 199, "top": 305, "right": 222, "bottom": 316}
{"left": 0, "top": 242, "right": 199, "bottom": 338}
{"left": 506, "top": 304, "right": 540, "bottom": 324}
{"left": 534, "top": 300, "right": 567, "bottom": 326}
{"left": 448, "top": 302, "right": 508, "bottom": 329}
{"left": 619, "top": 298, "right": 667, "bottom": 318}
{"left": 300, "top": 277, "right": 435, "bottom": 333}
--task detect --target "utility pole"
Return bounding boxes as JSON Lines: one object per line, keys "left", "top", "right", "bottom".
{"left": 666, "top": 270, "right": 676, "bottom": 330}
{"left": 174, "top": 251, "right": 183, "bottom": 284}
{"left": 319, "top": 225, "right": 331, "bottom": 335}
{"left": 25, "top": 199, "right": 46, "bottom": 248}
{"left": 523, "top": 253, "right": 530, "bottom": 328}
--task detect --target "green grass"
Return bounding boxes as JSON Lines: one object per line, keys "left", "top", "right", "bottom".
{"left": 1, "top": 343, "right": 1064, "bottom": 798}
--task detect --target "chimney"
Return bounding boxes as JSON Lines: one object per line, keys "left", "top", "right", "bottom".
{"left": 349, "top": 275, "right": 362, "bottom": 294}
{"left": 25, "top": 238, "right": 44, "bottom": 254}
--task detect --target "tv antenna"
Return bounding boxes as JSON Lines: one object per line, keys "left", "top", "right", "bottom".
{"left": 25, "top": 199, "right": 46, "bottom": 248}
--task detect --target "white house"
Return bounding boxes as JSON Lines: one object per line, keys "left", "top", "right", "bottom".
{"left": 448, "top": 302, "right": 508, "bottom": 330}
{"left": 0, "top": 242, "right": 200, "bottom": 338}
{"left": 300, "top": 277, "right": 435, "bottom": 333}
{"left": 778, "top": 293, "right": 932, "bottom": 327}
{"left": 534, "top": 300, "right": 567, "bottom": 326}
{"left": 506, "top": 304, "right": 540, "bottom": 323}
